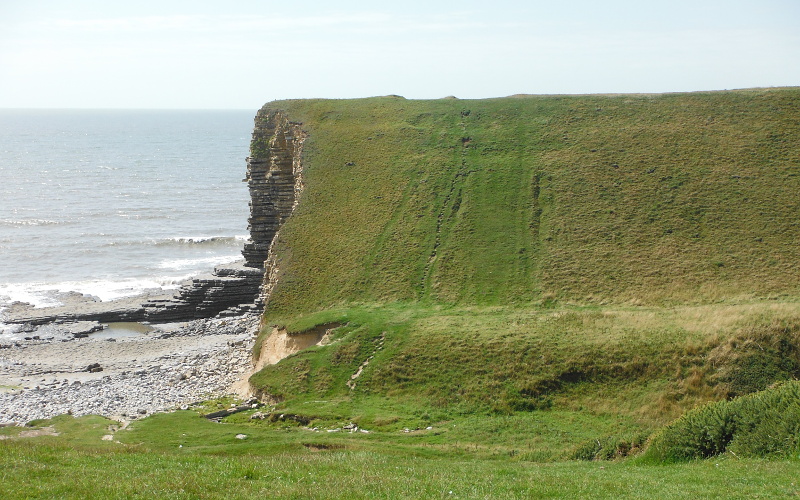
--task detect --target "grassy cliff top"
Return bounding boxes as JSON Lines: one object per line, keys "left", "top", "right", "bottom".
{"left": 257, "top": 88, "right": 800, "bottom": 322}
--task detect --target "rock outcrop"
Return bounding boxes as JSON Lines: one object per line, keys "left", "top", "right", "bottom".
{"left": 141, "top": 261, "right": 264, "bottom": 321}
{"left": 242, "top": 110, "right": 306, "bottom": 269}
{"left": 143, "top": 110, "right": 306, "bottom": 320}
{"left": 144, "top": 110, "right": 306, "bottom": 320}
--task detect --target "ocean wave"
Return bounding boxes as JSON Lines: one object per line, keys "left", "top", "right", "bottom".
{"left": 0, "top": 218, "right": 65, "bottom": 227}
{"left": 0, "top": 283, "right": 64, "bottom": 308}
{"left": 104, "top": 235, "right": 249, "bottom": 248}
{"left": 157, "top": 255, "right": 241, "bottom": 271}
{"left": 0, "top": 277, "right": 188, "bottom": 308}
{"left": 114, "top": 213, "right": 174, "bottom": 221}
{"left": 159, "top": 235, "right": 249, "bottom": 246}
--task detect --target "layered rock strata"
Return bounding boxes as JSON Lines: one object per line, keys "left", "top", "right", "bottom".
{"left": 242, "top": 110, "right": 306, "bottom": 269}
{"left": 2, "top": 298, "right": 146, "bottom": 326}
{"left": 141, "top": 261, "right": 264, "bottom": 322}
{"left": 1, "top": 261, "right": 262, "bottom": 325}
{"left": 145, "top": 109, "right": 306, "bottom": 320}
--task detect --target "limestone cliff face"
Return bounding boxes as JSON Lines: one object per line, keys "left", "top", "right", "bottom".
{"left": 122, "top": 109, "right": 308, "bottom": 320}
{"left": 242, "top": 110, "right": 306, "bottom": 270}
{"left": 242, "top": 109, "right": 307, "bottom": 311}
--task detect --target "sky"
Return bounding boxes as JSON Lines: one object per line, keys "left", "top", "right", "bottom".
{"left": 0, "top": 0, "right": 798, "bottom": 109}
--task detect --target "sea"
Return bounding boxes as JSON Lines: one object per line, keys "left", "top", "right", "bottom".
{"left": 0, "top": 109, "right": 255, "bottom": 334}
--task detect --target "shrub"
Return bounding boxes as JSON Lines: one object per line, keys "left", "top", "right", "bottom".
{"left": 644, "top": 380, "right": 800, "bottom": 461}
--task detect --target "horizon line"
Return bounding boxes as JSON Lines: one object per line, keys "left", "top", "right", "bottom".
{"left": 1, "top": 86, "right": 798, "bottom": 111}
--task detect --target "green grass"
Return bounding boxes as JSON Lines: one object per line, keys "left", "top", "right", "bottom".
{"left": 249, "top": 301, "right": 800, "bottom": 437}
{"left": 3, "top": 301, "right": 800, "bottom": 497}
{"left": 259, "top": 89, "right": 800, "bottom": 318}
{"left": 241, "top": 88, "right": 800, "bottom": 476}
{"left": 2, "top": 413, "right": 799, "bottom": 499}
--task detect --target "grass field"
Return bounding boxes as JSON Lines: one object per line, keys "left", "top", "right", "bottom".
{"left": 261, "top": 88, "right": 800, "bottom": 318}
{"left": 247, "top": 300, "right": 800, "bottom": 464}
{"left": 2, "top": 413, "right": 799, "bottom": 499}
{"left": 245, "top": 87, "right": 800, "bottom": 463}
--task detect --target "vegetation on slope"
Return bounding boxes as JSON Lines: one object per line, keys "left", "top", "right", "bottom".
{"left": 249, "top": 302, "right": 800, "bottom": 456}
{"left": 644, "top": 380, "right": 800, "bottom": 461}
{"left": 246, "top": 89, "right": 800, "bottom": 452}
{"left": 263, "top": 88, "right": 800, "bottom": 315}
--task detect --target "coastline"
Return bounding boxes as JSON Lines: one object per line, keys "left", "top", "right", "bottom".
{"left": 0, "top": 260, "right": 264, "bottom": 330}
{"left": 0, "top": 257, "right": 267, "bottom": 426}
{"left": 0, "top": 313, "right": 260, "bottom": 425}
{"left": 0, "top": 109, "right": 265, "bottom": 426}
{"left": 0, "top": 108, "right": 291, "bottom": 426}
{"left": 0, "top": 259, "right": 267, "bottom": 426}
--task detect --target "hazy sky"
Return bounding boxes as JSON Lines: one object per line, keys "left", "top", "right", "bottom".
{"left": 1, "top": 0, "right": 798, "bottom": 109}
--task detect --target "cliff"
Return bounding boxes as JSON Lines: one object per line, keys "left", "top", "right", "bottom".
{"left": 253, "top": 89, "right": 800, "bottom": 320}
{"left": 246, "top": 89, "right": 800, "bottom": 435}
{"left": 242, "top": 110, "right": 306, "bottom": 269}
{"left": 89, "top": 110, "right": 309, "bottom": 322}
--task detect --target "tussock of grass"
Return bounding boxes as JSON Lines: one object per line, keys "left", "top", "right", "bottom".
{"left": 707, "top": 315, "right": 800, "bottom": 396}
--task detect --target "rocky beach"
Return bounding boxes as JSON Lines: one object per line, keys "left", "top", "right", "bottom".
{"left": 0, "top": 313, "right": 260, "bottom": 425}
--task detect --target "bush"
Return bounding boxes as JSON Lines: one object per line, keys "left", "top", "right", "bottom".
{"left": 645, "top": 380, "right": 800, "bottom": 461}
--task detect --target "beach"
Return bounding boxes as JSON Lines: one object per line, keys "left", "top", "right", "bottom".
{"left": 0, "top": 313, "right": 260, "bottom": 425}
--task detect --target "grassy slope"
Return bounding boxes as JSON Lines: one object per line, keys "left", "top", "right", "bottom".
{"left": 249, "top": 89, "right": 800, "bottom": 444}
{"left": 265, "top": 89, "right": 800, "bottom": 314}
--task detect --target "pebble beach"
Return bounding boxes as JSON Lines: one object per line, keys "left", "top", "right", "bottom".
{"left": 0, "top": 314, "right": 260, "bottom": 425}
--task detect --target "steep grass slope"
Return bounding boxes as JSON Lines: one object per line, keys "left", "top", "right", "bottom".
{"left": 262, "top": 88, "right": 800, "bottom": 316}
{"left": 248, "top": 89, "right": 800, "bottom": 455}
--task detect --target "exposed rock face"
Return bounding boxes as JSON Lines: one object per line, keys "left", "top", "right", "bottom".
{"left": 2, "top": 299, "right": 146, "bottom": 326}
{"left": 148, "top": 110, "right": 307, "bottom": 320}
{"left": 1, "top": 262, "right": 263, "bottom": 325}
{"left": 141, "top": 261, "right": 264, "bottom": 321}
{"left": 242, "top": 110, "right": 306, "bottom": 269}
